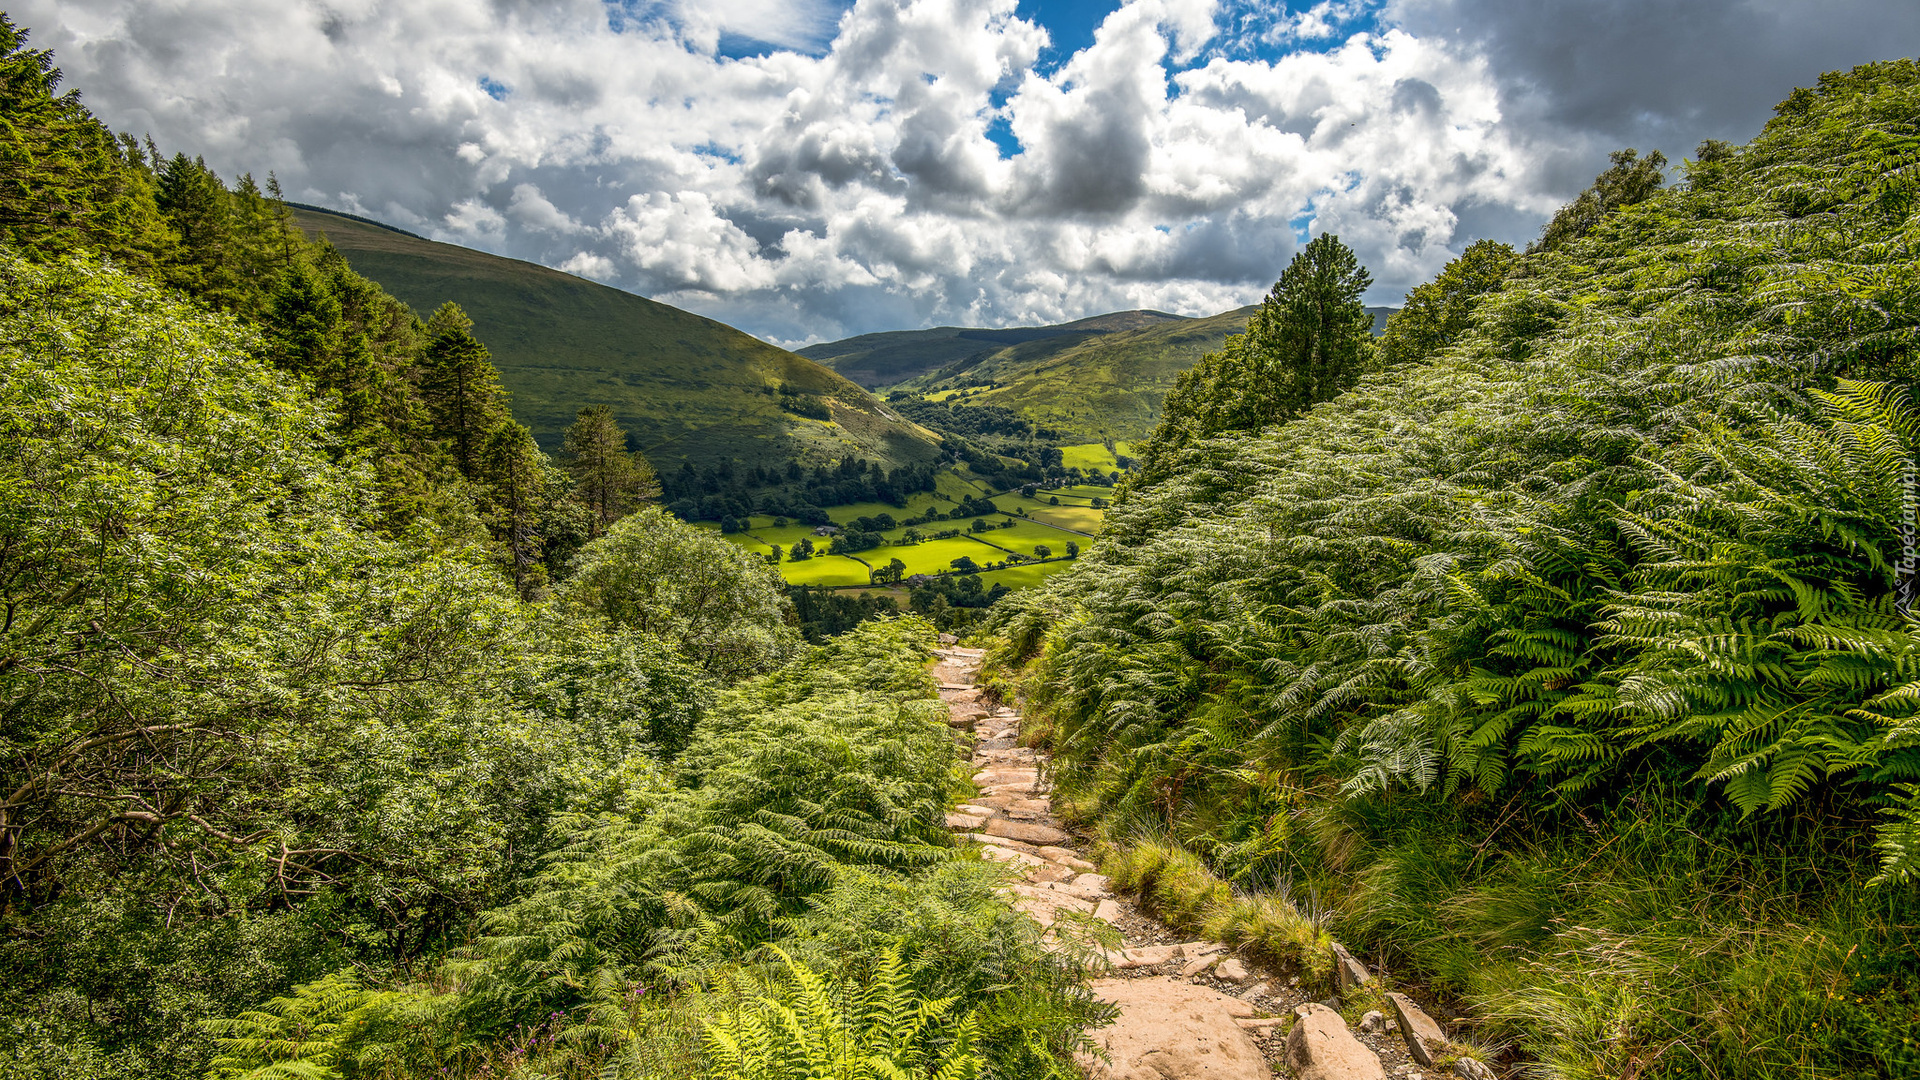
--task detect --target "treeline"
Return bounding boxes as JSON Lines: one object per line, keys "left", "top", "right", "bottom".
{"left": 663, "top": 455, "right": 938, "bottom": 522}
{"left": 4, "top": 17, "right": 1120, "bottom": 1080}
{"left": 994, "top": 61, "right": 1920, "bottom": 1078}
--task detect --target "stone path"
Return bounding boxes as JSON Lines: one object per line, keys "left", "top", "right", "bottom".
{"left": 933, "top": 646, "right": 1487, "bottom": 1080}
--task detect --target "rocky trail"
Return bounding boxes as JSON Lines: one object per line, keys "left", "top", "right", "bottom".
{"left": 934, "top": 646, "right": 1492, "bottom": 1080}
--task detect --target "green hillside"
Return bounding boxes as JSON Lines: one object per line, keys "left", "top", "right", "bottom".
{"left": 289, "top": 206, "right": 939, "bottom": 469}
{"left": 798, "top": 309, "right": 1188, "bottom": 387}
{"left": 808, "top": 305, "right": 1394, "bottom": 442}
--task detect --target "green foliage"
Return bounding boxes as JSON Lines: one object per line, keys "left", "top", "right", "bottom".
{"left": 558, "top": 507, "right": 802, "bottom": 679}
{"left": 1137, "top": 234, "right": 1375, "bottom": 479}
{"left": 564, "top": 404, "right": 661, "bottom": 537}
{"left": 1531, "top": 147, "right": 1668, "bottom": 253}
{"left": 702, "top": 947, "right": 980, "bottom": 1080}
{"left": 997, "top": 59, "right": 1920, "bottom": 1077}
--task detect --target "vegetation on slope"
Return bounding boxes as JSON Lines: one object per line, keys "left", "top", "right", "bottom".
{"left": 290, "top": 207, "right": 940, "bottom": 469}
{"left": 0, "top": 18, "right": 1103, "bottom": 1079}
{"left": 991, "top": 60, "right": 1920, "bottom": 1079}
{"left": 800, "top": 309, "right": 1189, "bottom": 388}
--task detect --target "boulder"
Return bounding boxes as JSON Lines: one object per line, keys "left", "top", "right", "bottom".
{"left": 977, "top": 844, "right": 1048, "bottom": 873}
{"left": 1072, "top": 872, "right": 1112, "bottom": 893}
{"left": 984, "top": 817, "right": 1071, "bottom": 846}
{"left": 1078, "top": 979, "right": 1271, "bottom": 1080}
{"left": 1242, "top": 981, "right": 1271, "bottom": 999}
{"left": 1215, "top": 958, "right": 1252, "bottom": 984}
{"left": 1093, "top": 899, "right": 1127, "bottom": 924}
{"left": 972, "top": 767, "right": 1037, "bottom": 787}
{"left": 1331, "top": 943, "right": 1371, "bottom": 989}
{"left": 966, "top": 832, "right": 1040, "bottom": 854}
{"left": 1284, "top": 1003, "right": 1387, "bottom": 1080}
{"left": 1386, "top": 993, "right": 1447, "bottom": 1067}
{"left": 1176, "top": 941, "right": 1224, "bottom": 959}
{"left": 1358, "top": 1010, "right": 1385, "bottom": 1034}
{"left": 1024, "top": 861, "right": 1077, "bottom": 884}
{"left": 938, "top": 633, "right": 958, "bottom": 644}
{"left": 945, "top": 812, "right": 987, "bottom": 830}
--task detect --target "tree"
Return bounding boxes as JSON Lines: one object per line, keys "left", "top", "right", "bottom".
{"left": 1531, "top": 148, "right": 1667, "bottom": 253}
{"left": 1034, "top": 544, "right": 1052, "bottom": 559}
{"left": 481, "top": 421, "right": 551, "bottom": 599}
{"left": 791, "top": 537, "right": 815, "bottom": 561}
{"left": 1138, "top": 234, "right": 1374, "bottom": 478}
{"left": 1378, "top": 239, "right": 1517, "bottom": 368}
{"left": 950, "top": 556, "right": 979, "bottom": 574}
{"left": 1065, "top": 541, "right": 1079, "bottom": 557}
{"left": 419, "top": 303, "right": 510, "bottom": 477}
{"left": 561, "top": 405, "right": 658, "bottom": 537}
{"left": 556, "top": 508, "right": 799, "bottom": 679}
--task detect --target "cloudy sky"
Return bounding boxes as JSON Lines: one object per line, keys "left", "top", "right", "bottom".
{"left": 21, "top": 0, "right": 1917, "bottom": 345}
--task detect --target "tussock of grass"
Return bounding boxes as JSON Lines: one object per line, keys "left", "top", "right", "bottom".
{"left": 1095, "top": 835, "right": 1334, "bottom": 983}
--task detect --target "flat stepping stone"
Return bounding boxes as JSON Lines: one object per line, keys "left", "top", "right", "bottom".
{"left": 1077, "top": 978, "right": 1270, "bottom": 1080}
{"left": 1034, "top": 846, "right": 1095, "bottom": 870}
{"left": 1386, "top": 993, "right": 1447, "bottom": 1067}
{"left": 945, "top": 812, "right": 987, "bottom": 830}
{"left": 984, "top": 817, "right": 1071, "bottom": 846}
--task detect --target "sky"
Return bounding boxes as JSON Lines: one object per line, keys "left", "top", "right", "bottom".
{"left": 20, "top": 0, "right": 1919, "bottom": 346}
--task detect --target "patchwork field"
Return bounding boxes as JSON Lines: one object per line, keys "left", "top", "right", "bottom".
{"left": 1059, "top": 442, "right": 1131, "bottom": 472}
{"left": 975, "top": 560, "right": 1080, "bottom": 590}
{"left": 966, "top": 518, "right": 1086, "bottom": 555}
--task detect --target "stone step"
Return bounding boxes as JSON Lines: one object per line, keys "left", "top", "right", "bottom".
{"left": 1285, "top": 1004, "right": 1386, "bottom": 1080}
{"left": 1079, "top": 979, "right": 1269, "bottom": 1080}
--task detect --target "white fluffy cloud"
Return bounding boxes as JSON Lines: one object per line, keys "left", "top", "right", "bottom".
{"left": 18, "top": 0, "right": 1912, "bottom": 344}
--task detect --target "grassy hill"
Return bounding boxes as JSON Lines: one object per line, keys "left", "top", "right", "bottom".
{"left": 798, "top": 309, "right": 1190, "bottom": 388}
{"left": 807, "top": 305, "right": 1394, "bottom": 443}
{"left": 289, "top": 206, "right": 939, "bottom": 470}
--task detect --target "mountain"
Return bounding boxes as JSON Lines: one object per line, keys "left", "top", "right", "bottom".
{"left": 289, "top": 206, "right": 939, "bottom": 469}
{"left": 798, "top": 309, "right": 1191, "bottom": 388}
{"left": 806, "top": 305, "right": 1395, "bottom": 443}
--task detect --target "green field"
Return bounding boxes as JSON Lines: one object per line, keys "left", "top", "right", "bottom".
{"left": 863, "top": 535, "right": 1006, "bottom": 577}
{"left": 1002, "top": 492, "right": 1104, "bottom": 534}
{"left": 965, "top": 519, "right": 1086, "bottom": 555}
{"left": 975, "top": 560, "right": 1081, "bottom": 590}
{"left": 1059, "top": 442, "right": 1131, "bottom": 472}
{"left": 779, "top": 555, "right": 873, "bottom": 586}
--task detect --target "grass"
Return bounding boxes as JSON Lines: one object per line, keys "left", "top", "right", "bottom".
{"left": 1058, "top": 443, "right": 1130, "bottom": 472}
{"left": 1015, "top": 498, "right": 1104, "bottom": 535}
{"left": 1050, "top": 485, "right": 1115, "bottom": 502}
{"left": 861, "top": 536, "right": 1007, "bottom": 577}
{"left": 290, "top": 206, "right": 939, "bottom": 470}
{"left": 778, "top": 555, "right": 873, "bottom": 586}
{"left": 974, "top": 560, "right": 1081, "bottom": 590}
{"left": 964, "top": 519, "right": 1086, "bottom": 556}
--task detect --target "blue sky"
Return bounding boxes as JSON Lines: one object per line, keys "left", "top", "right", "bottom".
{"left": 26, "top": 0, "right": 1919, "bottom": 344}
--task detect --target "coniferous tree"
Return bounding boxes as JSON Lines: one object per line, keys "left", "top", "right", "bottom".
{"left": 1139, "top": 234, "right": 1374, "bottom": 478}
{"left": 481, "top": 421, "right": 549, "bottom": 599}
{"left": 561, "top": 405, "right": 659, "bottom": 536}
{"left": 419, "top": 302, "right": 510, "bottom": 477}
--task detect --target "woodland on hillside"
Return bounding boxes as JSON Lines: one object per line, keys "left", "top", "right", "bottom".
{"left": 993, "top": 59, "right": 1920, "bottom": 1079}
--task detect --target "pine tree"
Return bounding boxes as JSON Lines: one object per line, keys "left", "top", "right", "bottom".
{"left": 481, "top": 421, "right": 548, "bottom": 598}
{"left": 419, "top": 302, "right": 510, "bottom": 477}
{"left": 561, "top": 405, "right": 659, "bottom": 536}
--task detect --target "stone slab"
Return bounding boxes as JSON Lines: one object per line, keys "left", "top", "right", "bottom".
{"left": 1285, "top": 1003, "right": 1386, "bottom": 1080}
{"left": 1078, "top": 979, "right": 1271, "bottom": 1080}
{"left": 1386, "top": 992, "right": 1446, "bottom": 1067}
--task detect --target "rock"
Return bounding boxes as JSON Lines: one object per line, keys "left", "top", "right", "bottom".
{"left": 938, "top": 633, "right": 958, "bottom": 644}
{"left": 966, "top": 832, "right": 1040, "bottom": 854}
{"left": 946, "top": 709, "right": 985, "bottom": 731}
{"left": 972, "top": 767, "right": 1038, "bottom": 787}
{"left": 1216, "top": 958, "right": 1252, "bottom": 984}
{"left": 1452, "top": 1060, "right": 1496, "bottom": 1080}
{"left": 1180, "top": 953, "right": 1219, "bottom": 978}
{"left": 1175, "top": 942, "right": 1224, "bottom": 959}
{"left": 1071, "top": 872, "right": 1111, "bottom": 892}
{"left": 1024, "top": 861, "right": 1077, "bottom": 884}
{"left": 1289, "top": 976, "right": 1302, "bottom": 988}
{"left": 1332, "top": 943, "right": 1371, "bottom": 989}
{"left": 1359, "top": 1010, "right": 1385, "bottom": 1034}
{"left": 945, "top": 812, "right": 987, "bottom": 830}
{"left": 1078, "top": 978, "right": 1270, "bottom": 1080}
{"left": 984, "top": 817, "right": 1071, "bottom": 846}
{"left": 1242, "top": 981, "right": 1271, "bottom": 999}
{"left": 1235, "top": 1017, "right": 1286, "bottom": 1030}
{"left": 979, "top": 779, "right": 1038, "bottom": 796}
{"left": 1093, "top": 898, "right": 1126, "bottom": 923}
{"left": 1386, "top": 993, "right": 1447, "bottom": 1068}
{"left": 1033, "top": 846, "right": 1095, "bottom": 871}
{"left": 978, "top": 844, "right": 1048, "bottom": 874}
{"left": 1384, "top": 1019, "right": 1398, "bottom": 1034}
{"left": 956, "top": 804, "right": 999, "bottom": 818}
{"left": 1285, "top": 1003, "right": 1387, "bottom": 1080}
{"left": 1118, "top": 944, "right": 1181, "bottom": 968}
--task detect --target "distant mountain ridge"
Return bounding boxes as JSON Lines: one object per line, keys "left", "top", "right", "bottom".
{"left": 291, "top": 206, "right": 939, "bottom": 471}
{"left": 804, "top": 304, "right": 1395, "bottom": 442}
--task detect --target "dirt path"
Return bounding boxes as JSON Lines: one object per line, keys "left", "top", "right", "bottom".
{"left": 934, "top": 646, "right": 1468, "bottom": 1080}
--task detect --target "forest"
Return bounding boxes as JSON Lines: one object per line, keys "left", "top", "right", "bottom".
{"left": 989, "top": 59, "right": 1920, "bottom": 1078}
{"left": 5, "top": 3, "right": 1919, "bottom": 1077}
